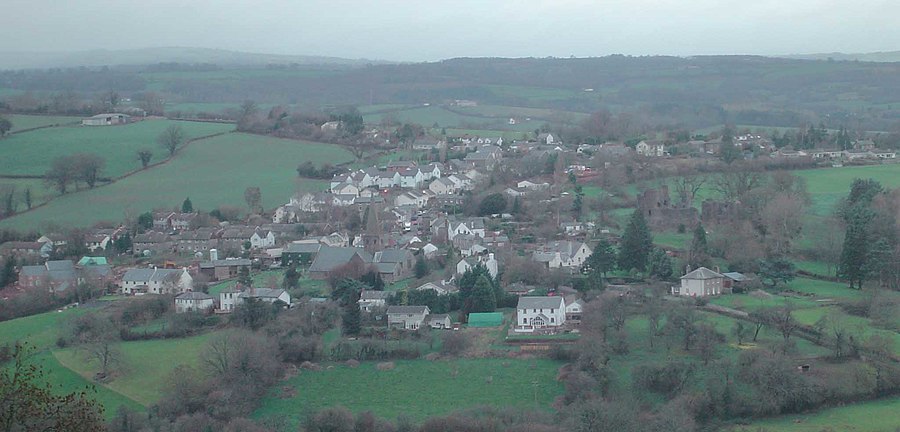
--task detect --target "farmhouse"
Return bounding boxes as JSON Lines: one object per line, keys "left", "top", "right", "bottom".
{"left": 386, "top": 305, "right": 431, "bottom": 330}
{"left": 174, "top": 291, "right": 214, "bottom": 313}
{"left": 674, "top": 267, "right": 725, "bottom": 297}
{"left": 515, "top": 296, "right": 566, "bottom": 332}
{"left": 82, "top": 113, "right": 130, "bottom": 126}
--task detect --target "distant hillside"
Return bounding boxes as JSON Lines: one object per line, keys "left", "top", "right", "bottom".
{"left": 779, "top": 51, "right": 900, "bottom": 62}
{"left": 0, "top": 47, "right": 388, "bottom": 70}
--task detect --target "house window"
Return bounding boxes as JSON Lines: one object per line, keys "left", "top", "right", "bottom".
{"left": 551, "top": 318, "right": 554, "bottom": 323}
{"left": 550, "top": 308, "right": 554, "bottom": 313}
{"left": 523, "top": 318, "right": 527, "bottom": 324}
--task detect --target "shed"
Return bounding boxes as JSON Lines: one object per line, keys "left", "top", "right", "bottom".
{"left": 467, "top": 312, "right": 503, "bottom": 327}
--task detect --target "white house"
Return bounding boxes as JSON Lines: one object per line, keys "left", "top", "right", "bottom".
{"left": 219, "top": 288, "right": 291, "bottom": 312}
{"left": 120, "top": 267, "right": 193, "bottom": 295}
{"left": 427, "top": 314, "right": 452, "bottom": 329}
{"left": 456, "top": 253, "right": 499, "bottom": 279}
{"left": 174, "top": 291, "right": 214, "bottom": 313}
{"left": 332, "top": 182, "right": 360, "bottom": 196}
{"left": 448, "top": 219, "right": 486, "bottom": 241}
{"left": 415, "top": 280, "right": 456, "bottom": 296}
{"left": 421, "top": 163, "right": 442, "bottom": 181}
{"left": 565, "top": 297, "right": 584, "bottom": 323}
{"left": 399, "top": 168, "right": 425, "bottom": 189}
{"left": 250, "top": 230, "right": 276, "bottom": 249}
{"left": 674, "top": 267, "right": 725, "bottom": 297}
{"left": 394, "top": 191, "right": 432, "bottom": 208}
{"left": 375, "top": 171, "right": 401, "bottom": 188}
{"left": 531, "top": 241, "right": 592, "bottom": 270}
{"left": 515, "top": 296, "right": 566, "bottom": 332}
{"left": 387, "top": 305, "right": 431, "bottom": 330}
{"left": 358, "top": 290, "right": 390, "bottom": 312}
{"left": 636, "top": 140, "right": 666, "bottom": 157}
{"left": 429, "top": 178, "right": 457, "bottom": 195}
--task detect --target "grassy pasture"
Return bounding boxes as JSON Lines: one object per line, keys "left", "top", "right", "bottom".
{"left": 253, "top": 358, "right": 564, "bottom": 426}
{"left": 5, "top": 114, "right": 80, "bottom": 132}
{"left": 0, "top": 119, "right": 234, "bottom": 177}
{"left": 0, "top": 178, "right": 58, "bottom": 208}
{"left": 35, "top": 352, "right": 145, "bottom": 419}
{"left": 0, "top": 133, "right": 350, "bottom": 230}
{"left": 734, "top": 396, "right": 900, "bottom": 432}
{"left": 0, "top": 307, "right": 87, "bottom": 351}
{"left": 54, "top": 333, "right": 213, "bottom": 405}
{"left": 795, "top": 164, "right": 900, "bottom": 216}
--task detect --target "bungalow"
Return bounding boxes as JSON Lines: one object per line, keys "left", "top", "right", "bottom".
{"left": 219, "top": 287, "right": 291, "bottom": 312}
{"left": 515, "top": 296, "right": 566, "bottom": 332}
{"left": 395, "top": 191, "right": 432, "bottom": 208}
{"left": 386, "top": 305, "right": 431, "bottom": 330}
{"left": 673, "top": 267, "right": 725, "bottom": 297}
{"left": 564, "top": 296, "right": 584, "bottom": 324}
{"left": 414, "top": 280, "right": 457, "bottom": 296}
{"left": 174, "top": 291, "right": 214, "bottom": 313}
{"left": 121, "top": 267, "right": 193, "bottom": 295}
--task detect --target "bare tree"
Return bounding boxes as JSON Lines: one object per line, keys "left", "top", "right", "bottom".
{"left": 673, "top": 175, "right": 707, "bottom": 205}
{"left": 712, "top": 169, "right": 764, "bottom": 201}
{"left": 72, "top": 153, "right": 105, "bottom": 189}
{"left": 44, "top": 157, "right": 76, "bottom": 194}
{"left": 158, "top": 124, "right": 186, "bottom": 156}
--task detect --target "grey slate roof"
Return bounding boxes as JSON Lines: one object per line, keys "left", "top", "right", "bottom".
{"left": 284, "top": 242, "right": 322, "bottom": 254}
{"left": 681, "top": 267, "right": 724, "bottom": 280}
{"left": 199, "top": 258, "right": 251, "bottom": 269}
{"left": 308, "top": 247, "right": 373, "bottom": 273}
{"left": 176, "top": 291, "right": 213, "bottom": 300}
{"left": 360, "top": 290, "right": 390, "bottom": 300}
{"left": 242, "top": 288, "right": 287, "bottom": 299}
{"left": 517, "top": 296, "right": 565, "bottom": 310}
{"left": 386, "top": 306, "right": 429, "bottom": 315}
{"left": 122, "top": 267, "right": 182, "bottom": 283}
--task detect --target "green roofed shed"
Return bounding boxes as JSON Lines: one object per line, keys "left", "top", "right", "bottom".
{"left": 467, "top": 312, "right": 503, "bottom": 327}
{"left": 78, "top": 256, "right": 108, "bottom": 266}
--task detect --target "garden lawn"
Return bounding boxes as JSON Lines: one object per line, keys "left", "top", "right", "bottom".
{"left": 208, "top": 270, "right": 284, "bottom": 296}
{"left": 0, "top": 119, "right": 234, "bottom": 177}
{"left": 253, "top": 358, "right": 563, "bottom": 426}
{"left": 5, "top": 114, "right": 80, "bottom": 132}
{"left": 53, "top": 332, "right": 213, "bottom": 406}
{"left": 785, "top": 278, "right": 864, "bottom": 301}
{"left": 734, "top": 396, "right": 900, "bottom": 432}
{"left": 0, "top": 133, "right": 351, "bottom": 230}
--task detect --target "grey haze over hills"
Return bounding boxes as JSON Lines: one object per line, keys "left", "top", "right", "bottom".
{"left": 1, "top": 47, "right": 899, "bottom": 71}
{"left": 778, "top": 51, "right": 900, "bottom": 62}
{"left": 0, "top": 47, "right": 389, "bottom": 70}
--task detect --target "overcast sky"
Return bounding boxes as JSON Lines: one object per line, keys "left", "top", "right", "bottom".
{"left": 2, "top": 0, "right": 898, "bottom": 61}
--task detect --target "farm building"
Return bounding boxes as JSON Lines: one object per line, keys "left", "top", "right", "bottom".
{"left": 82, "top": 113, "right": 131, "bottom": 126}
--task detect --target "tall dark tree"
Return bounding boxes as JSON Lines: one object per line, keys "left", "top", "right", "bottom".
{"left": 0, "top": 116, "right": 12, "bottom": 136}
{"left": 181, "top": 197, "right": 194, "bottom": 213}
{"left": 342, "top": 291, "right": 361, "bottom": 336}
{"left": 688, "top": 223, "right": 710, "bottom": 269}
{"left": 469, "top": 275, "right": 497, "bottom": 313}
{"left": 137, "top": 149, "right": 153, "bottom": 168}
{"left": 237, "top": 265, "right": 252, "bottom": 287}
{"left": 618, "top": 210, "right": 653, "bottom": 272}
{"left": 647, "top": 248, "right": 674, "bottom": 280}
{"left": 757, "top": 258, "right": 796, "bottom": 288}
{"left": 137, "top": 212, "right": 153, "bottom": 231}
{"left": 23, "top": 188, "right": 31, "bottom": 210}
{"left": 414, "top": 256, "right": 429, "bottom": 279}
{"left": 838, "top": 195, "right": 877, "bottom": 289}
{"left": 583, "top": 239, "right": 617, "bottom": 277}
{"left": 0, "top": 256, "right": 16, "bottom": 288}
{"left": 282, "top": 265, "right": 301, "bottom": 290}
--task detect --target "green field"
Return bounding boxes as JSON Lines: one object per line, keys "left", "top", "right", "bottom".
{"left": 735, "top": 396, "right": 900, "bottom": 432}
{"left": 0, "top": 307, "right": 86, "bottom": 351}
{"left": 0, "top": 133, "right": 351, "bottom": 230}
{"left": 253, "top": 358, "right": 564, "bottom": 426}
{"left": 5, "top": 114, "right": 81, "bottom": 132}
{"left": 796, "top": 164, "right": 900, "bottom": 216}
{"left": 54, "top": 333, "right": 212, "bottom": 405}
{"left": 0, "top": 119, "right": 234, "bottom": 177}
{"left": 0, "top": 178, "right": 59, "bottom": 210}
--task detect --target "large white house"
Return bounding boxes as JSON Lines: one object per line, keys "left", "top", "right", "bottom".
{"left": 386, "top": 305, "right": 431, "bottom": 330}
{"left": 674, "top": 267, "right": 725, "bottom": 297}
{"left": 457, "top": 253, "right": 499, "bottom": 279}
{"left": 515, "top": 296, "right": 566, "bottom": 332}
{"left": 120, "top": 267, "right": 193, "bottom": 295}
